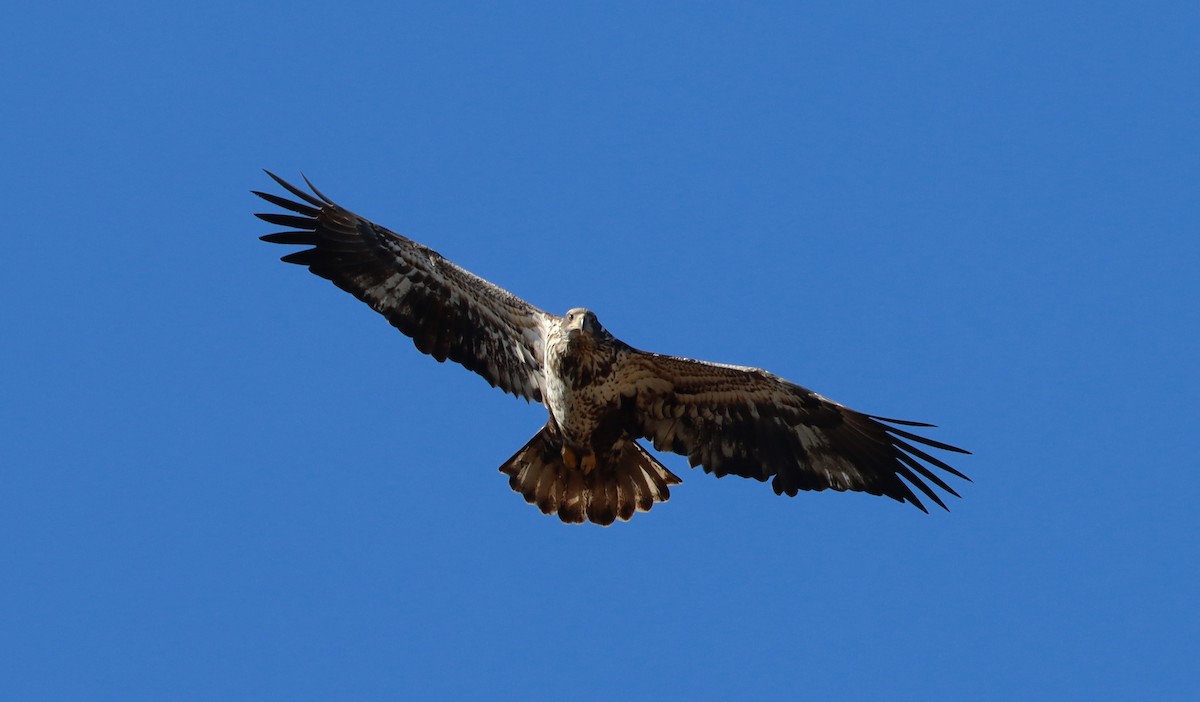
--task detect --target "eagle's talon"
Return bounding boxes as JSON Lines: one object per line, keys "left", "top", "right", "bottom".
{"left": 580, "top": 452, "right": 597, "bottom": 475}
{"left": 561, "top": 445, "right": 579, "bottom": 470}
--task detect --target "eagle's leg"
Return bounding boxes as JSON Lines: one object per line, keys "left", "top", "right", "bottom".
{"left": 560, "top": 445, "right": 598, "bottom": 474}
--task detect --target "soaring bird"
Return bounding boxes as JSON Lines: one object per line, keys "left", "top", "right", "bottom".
{"left": 255, "top": 172, "right": 969, "bottom": 525}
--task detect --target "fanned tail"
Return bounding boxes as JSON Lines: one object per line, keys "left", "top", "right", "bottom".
{"left": 499, "top": 425, "right": 681, "bottom": 525}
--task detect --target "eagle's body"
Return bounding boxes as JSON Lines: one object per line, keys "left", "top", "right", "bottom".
{"left": 255, "top": 172, "right": 970, "bottom": 525}
{"left": 543, "top": 309, "right": 627, "bottom": 455}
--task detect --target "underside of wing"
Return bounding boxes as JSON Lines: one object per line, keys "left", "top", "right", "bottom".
{"left": 624, "top": 351, "right": 970, "bottom": 511}
{"left": 254, "top": 171, "right": 556, "bottom": 402}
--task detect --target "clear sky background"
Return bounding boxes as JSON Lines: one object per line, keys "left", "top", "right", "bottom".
{"left": 2, "top": 2, "right": 1196, "bottom": 700}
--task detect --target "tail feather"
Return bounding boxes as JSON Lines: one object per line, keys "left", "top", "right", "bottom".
{"left": 615, "top": 465, "right": 638, "bottom": 522}
{"left": 588, "top": 473, "right": 618, "bottom": 526}
{"left": 533, "top": 458, "right": 560, "bottom": 514}
{"left": 628, "top": 456, "right": 661, "bottom": 512}
{"left": 560, "top": 469, "right": 587, "bottom": 524}
{"left": 499, "top": 426, "right": 681, "bottom": 526}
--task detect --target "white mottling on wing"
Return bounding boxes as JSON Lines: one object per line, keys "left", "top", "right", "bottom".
{"left": 796, "top": 425, "right": 829, "bottom": 451}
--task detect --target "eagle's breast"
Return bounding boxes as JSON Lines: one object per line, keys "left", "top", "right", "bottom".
{"left": 543, "top": 324, "right": 623, "bottom": 447}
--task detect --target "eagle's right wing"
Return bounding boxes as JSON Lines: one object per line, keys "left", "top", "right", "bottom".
{"left": 254, "top": 171, "right": 557, "bottom": 403}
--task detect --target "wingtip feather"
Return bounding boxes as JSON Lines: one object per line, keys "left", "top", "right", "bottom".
{"left": 262, "top": 169, "right": 327, "bottom": 208}
{"left": 301, "top": 172, "right": 335, "bottom": 204}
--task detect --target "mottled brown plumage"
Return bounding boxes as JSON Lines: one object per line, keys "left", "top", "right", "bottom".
{"left": 255, "top": 172, "right": 970, "bottom": 525}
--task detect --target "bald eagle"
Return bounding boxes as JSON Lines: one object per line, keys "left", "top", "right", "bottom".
{"left": 255, "top": 172, "right": 969, "bottom": 525}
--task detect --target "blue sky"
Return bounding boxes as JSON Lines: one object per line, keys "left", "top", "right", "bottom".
{"left": 2, "top": 2, "right": 1196, "bottom": 699}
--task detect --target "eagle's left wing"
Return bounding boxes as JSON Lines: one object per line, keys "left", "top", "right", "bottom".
{"left": 620, "top": 350, "right": 970, "bottom": 511}
{"left": 254, "top": 172, "right": 556, "bottom": 403}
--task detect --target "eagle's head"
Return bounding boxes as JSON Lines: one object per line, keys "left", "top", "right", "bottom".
{"left": 562, "top": 308, "right": 618, "bottom": 353}
{"left": 564, "top": 307, "right": 602, "bottom": 336}
{"left": 556, "top": 308, "right": 619, "bottom": 383}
